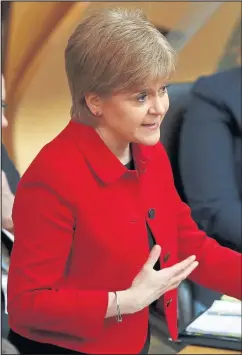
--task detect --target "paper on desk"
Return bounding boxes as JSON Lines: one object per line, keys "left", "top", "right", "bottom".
{"left": 186, "top": 300, "right": 242, "bottom": 339}
{"left": 210, "top": 300, "right": 241, "bottom": 316}
{"left": 222, "top": 294, "right": 240, "bottom": 302}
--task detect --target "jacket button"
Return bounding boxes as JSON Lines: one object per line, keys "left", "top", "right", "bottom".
{"left": 164, "top": 252, "right": 170, "bottom": 263}
{"left": 148, "top": 208, "right": 155, "bottom": 219}
{"left": 166, "top": 298, "right": 173, "bottom": 307}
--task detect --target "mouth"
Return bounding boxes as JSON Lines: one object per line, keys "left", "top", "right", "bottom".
{"left": 141, "top": 122, "right": 160, "bottom": 131}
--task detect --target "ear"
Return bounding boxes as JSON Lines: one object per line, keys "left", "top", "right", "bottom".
{"left": 85, "top": 93, "right": 103, "bottom": 116}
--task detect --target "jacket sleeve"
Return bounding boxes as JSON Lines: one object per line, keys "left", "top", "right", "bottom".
{"left": 156, "top": 143, "right": 241, "bottom": 300}
{"left": 176, "top": 198, "right": 241, "bottom": 300}
{"left": 179, "top": 88, "right": 242, "bottom": 252}
{"left": 8, "top": 169, "right": 108, "bottom": 339}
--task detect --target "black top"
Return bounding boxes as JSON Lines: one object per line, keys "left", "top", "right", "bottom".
{"left": 8, "top": 158, "right": 159, "bottom": 355}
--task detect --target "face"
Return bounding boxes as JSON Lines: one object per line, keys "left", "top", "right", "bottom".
{"left": 2, "top": 76, "right": 8, "bottom": 128}
{"left": 92, "top": 80, "right": 169, "bottom": 148}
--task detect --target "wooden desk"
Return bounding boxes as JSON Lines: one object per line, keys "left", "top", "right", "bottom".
{"left": 179, "top": 345, "right": 241, "bottom": 354}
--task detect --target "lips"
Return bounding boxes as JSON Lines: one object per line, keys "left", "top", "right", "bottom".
{"left": 141, "top": 122, "right": 160, "bottom": 131}
{"left": 142, "top": 122, "right": 159, "bottom": 127}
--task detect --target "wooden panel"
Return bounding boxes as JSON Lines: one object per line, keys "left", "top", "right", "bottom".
{"left": 173, "top": 2, "right": 241, "bottom": 82}
{"left": 3, "top": 2, "right": 80, "bottom": 159}
{"left": 5, "top": 2, "right": 75, "bottom": 96}
{"left": 10, "top": 3, "right": 90, "bottom": 172}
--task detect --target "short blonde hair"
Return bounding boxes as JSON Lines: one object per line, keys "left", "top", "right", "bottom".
{"left": 65, "top": 8, "right": 176, "bottom": 122}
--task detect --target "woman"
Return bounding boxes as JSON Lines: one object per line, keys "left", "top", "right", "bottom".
{"left": 7, "top": 8, "right": 241, "bottom": 354}
{"left": 1, "top": 75, "right": 16, "bottom": 233}
{"left": 2, "top": 75, "right": 19, "bottom": 339}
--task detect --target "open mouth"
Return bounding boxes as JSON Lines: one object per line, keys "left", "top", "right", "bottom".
{"left": 141, "top": 122, "right": 159, "bottom": 129}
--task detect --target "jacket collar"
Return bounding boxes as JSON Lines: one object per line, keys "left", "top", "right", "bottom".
{"left": 65, "top": 120, "right": 152, "bottom": 184}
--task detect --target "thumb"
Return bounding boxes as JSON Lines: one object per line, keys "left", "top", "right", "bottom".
{"left": 144, "top": 245, "right": 161, "bottom": 268}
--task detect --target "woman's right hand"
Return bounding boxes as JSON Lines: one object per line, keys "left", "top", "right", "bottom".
{"left": 128, "top": 245, "right": 198, "bottom": 313}
{"left": 106, "top": 245, "right": 198, "bottom": 318}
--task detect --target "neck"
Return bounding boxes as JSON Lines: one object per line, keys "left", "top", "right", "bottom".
{"left": 95, "top": 126, "right": 131, "bottom": 165}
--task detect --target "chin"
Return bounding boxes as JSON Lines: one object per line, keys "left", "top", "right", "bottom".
{"left": 140, "top": 133, "right": 160, "bottom": 146}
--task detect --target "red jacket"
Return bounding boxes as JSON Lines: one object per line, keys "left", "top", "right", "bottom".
{"left": 8, "top": 121, "right": 241, "bottom": 354}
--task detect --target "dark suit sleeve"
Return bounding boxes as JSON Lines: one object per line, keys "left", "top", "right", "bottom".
{"left": 2, "top": 144, "right": 20, "bottom": 194}
{"left": 179, "top": 88, "right": 242, "bottom": 252}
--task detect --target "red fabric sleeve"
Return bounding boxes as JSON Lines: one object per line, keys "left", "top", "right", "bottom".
{"left": 176, "top": 198, "right": 242, "bottom": 300}
{"left": 8, "top": 178, "right": 108, "bottom": 340}
{"left": 156, "top": 142, "right": 241, "bottom": 300}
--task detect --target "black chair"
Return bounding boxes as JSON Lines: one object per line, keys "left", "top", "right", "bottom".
{"left": 160, "top": 82, "right": 194, "bottom": 330}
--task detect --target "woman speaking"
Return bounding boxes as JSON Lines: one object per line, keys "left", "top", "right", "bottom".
{"left": 7, "top": 8, "right": 241, "bottom": 354}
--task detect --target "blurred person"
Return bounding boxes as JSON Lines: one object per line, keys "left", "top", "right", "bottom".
{"left": 179, "top": 67, "right": 241, "bottom": 252}
{"left": 1, "top": 76, "right": 20, "bottom": 196}
{"left": 7, "top": 9, "right": 241, "bottom": 355}
{"left": 1, "top": 75, "right": 18, "bottom": 232}
{"left": 2, "top": 76, "right": 8, "bottom": 128}
{"left": 179, "top": 67, "right": 241, "bottom": 313}
{"left": 1, "top": 75, "right": 21, "bottom": 338}
{"left": 1, "top": 74, "right": 20, "bottom": 248}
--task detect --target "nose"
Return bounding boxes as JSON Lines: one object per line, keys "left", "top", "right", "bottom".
{"left": 148, "top": 97, "right": 168, "bottom": 116}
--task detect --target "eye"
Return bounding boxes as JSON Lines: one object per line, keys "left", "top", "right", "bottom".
{"left": 137, "top": 92, "right": 148, "bottom": 103}
{"left": 159, "top": 85, "right": 169, "bottom": 95}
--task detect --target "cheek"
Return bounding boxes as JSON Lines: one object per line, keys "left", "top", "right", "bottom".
{"left": 121, "top": 105, "right": 147, "bottom": 127}
{"left": 131, "top": 108, "right": 148, "bottom": 128}
{"left": 103, "top": 100, "right": 146, "bottom": 132}
{"left": 165, "top": 95, "right": 170, "bottom": 112}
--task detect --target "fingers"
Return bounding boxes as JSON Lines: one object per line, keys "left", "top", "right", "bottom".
{"left": 144, "top": 245, "right": 161, "bottom": 268}
{"left": 167, "top": 255, "right": 196, "bottom": 277}
{"left": 171, "top": 261, "right": 199, "bottom": 285}
{"left": 166, "top": 261, "right": 199, "bottom": 292}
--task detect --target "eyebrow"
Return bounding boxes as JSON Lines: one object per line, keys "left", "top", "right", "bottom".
{"left": 131, "top": 84, "right": 170, "bottom": 94}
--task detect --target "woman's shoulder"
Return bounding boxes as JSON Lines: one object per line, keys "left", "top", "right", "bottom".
{"left": 153, "top": 141, "right": 172, "bottom": 165}
{"left": 141, "top": 141, "right": 173, "bottom": 178}
{"left": 19, "top": 130, "right": 85, "bottom": 193}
